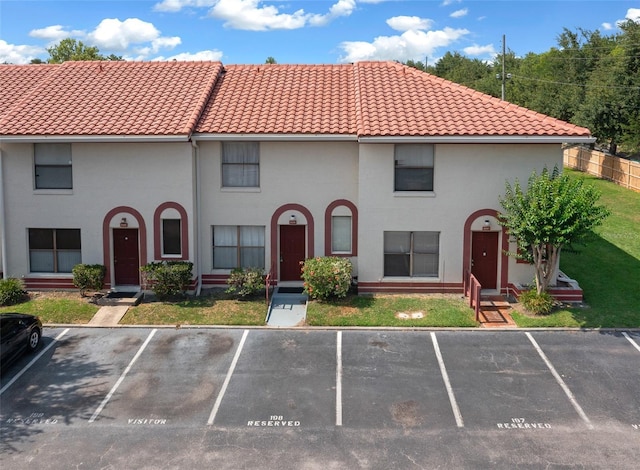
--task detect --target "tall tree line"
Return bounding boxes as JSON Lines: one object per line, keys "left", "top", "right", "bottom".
{"left": 408, "top": 21, "right": 640, "bottom": 156}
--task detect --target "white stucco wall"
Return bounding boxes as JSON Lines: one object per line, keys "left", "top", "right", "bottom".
{"left": 0, "top": 141, "right": 195, "bottom": 285}
{"left": 197, "top": 140, "right": 359, "bottom": 277}
{"left": 357, "top": 142, "right": 563, "bottom": 290}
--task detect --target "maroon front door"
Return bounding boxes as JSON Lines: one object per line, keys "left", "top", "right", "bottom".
{"left": 113, "top": 228, "right": 140, "bottom": 285}
{"left": 280, "top": 225, "right": 306, "bottom": 281}
{"left": 471, "top": 231, "right": 499, "bottom": 289}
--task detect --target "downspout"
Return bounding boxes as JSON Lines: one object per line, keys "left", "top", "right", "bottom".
{"left": 0, "top": 151, "right": 7, "bottom": 278}
{"left": 191, "top": 137, "right": 202, "bottom": 296}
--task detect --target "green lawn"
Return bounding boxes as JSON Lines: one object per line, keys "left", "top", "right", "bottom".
{"left": 511, "top": 170, "right": 640, "bottom": 328}
{"left": 2, "top": 169, "right": 638, "bottom": 328}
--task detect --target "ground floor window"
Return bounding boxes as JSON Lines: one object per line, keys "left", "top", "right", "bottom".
{"left": 384, "top": 231, "right": 439, "bottom": 277}
{"left": 29, "top": 228, "right": 81, "bottom": 272}
{"left": 331, "top": 215, "right": 352, "bottom": 253}
{"left": 162, "top": 219, "right": 181, "bottom": 256}
{"left": 213, "top": 225, "right": 265, "bottom": 269}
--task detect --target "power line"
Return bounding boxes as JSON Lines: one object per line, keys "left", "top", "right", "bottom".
{"left": 511, "top": 74, "right": 640, "bottom": 90}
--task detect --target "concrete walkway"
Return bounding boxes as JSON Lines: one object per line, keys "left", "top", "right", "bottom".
{"left": 88, "top": 306, "right": 129, "bottom": 326}
{"left": 266, "top": 288, "right": 308, "bottom": 327}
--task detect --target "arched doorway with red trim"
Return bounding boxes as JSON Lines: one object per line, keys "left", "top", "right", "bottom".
{"left": 462, "top": 209, "right": 509, "bottom": 293}
{"left": 270, "top": 204, "right": 314, "bottom": 282}
{"left": 102, "top": 206, "right": 147, "bottom": 289}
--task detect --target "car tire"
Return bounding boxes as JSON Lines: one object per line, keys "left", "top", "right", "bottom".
{"left": 27, "top": 328, "right": 41, "bottom": 352}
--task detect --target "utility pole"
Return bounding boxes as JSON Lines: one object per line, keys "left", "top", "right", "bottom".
{"left": 501, "top": 34, "right": 506, "bottom": 101}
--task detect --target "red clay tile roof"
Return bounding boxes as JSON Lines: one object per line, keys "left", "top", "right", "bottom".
{"left": 0, "top": 61, "right": 222, "bottom": 137}
{"left": 196, "top": 64, "right": 356, "bottom": 135}
{"left": 353, "top": 61, "right": 591, "bottom": 138}
{"left": 0, "top": 64, "right": 59, "bottom": 116}
{"left": 0, "top": 60, "right": 592, "bottom": 139}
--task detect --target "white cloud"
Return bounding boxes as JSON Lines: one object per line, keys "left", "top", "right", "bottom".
{"left": 601, "top": 22, "right": 614, "bottom": 30}
{"left": 309, "top": 0, "right": 356, "bottom": 27}
{"left": 626, "top": 8, "right": 640, "bottom": 22}
{"left": 154, "top": 0, "right": 216, "bottom": 13}
{"left": 441, "top": 0, "right": 462, "bottom": 5}
{"left": 208, "top": 0, "right": 309, "bottom": 30}
{"left": 88, "top": 18, "right": 167, "bottom": 51}
{"left": 29, "top": 25, "right": 85, "bottom": 43}
{"left": 155, "top": 0, "right": 356, "bottom": 30}
{"left": 450, "top": 8, "right": 468, "bottom": 19}
{"left": 0, "top": 39, "right": 45, "bottom": 64}
{"left": 463, "top": 43, "right": 496, "bottom": 57}
{"left": 387, "top": 16, "right": 434, "bottom": 32}
{"left": 151, "top": 49, "right": 224, "bottom": 61}
{"left": 339, "top": 26, "right": 469, "bottom": 63}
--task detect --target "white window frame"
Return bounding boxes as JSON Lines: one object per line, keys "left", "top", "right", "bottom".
{"left": 384, "top": 231, "right": 439, "bottom": 277}
{"left": 161, "top": 219, "right": 182, "bottom": 257}
{"left": 221, "top": 142, "right": 260, "bottom": 188}
{"left": 394, "top": 144, "right": 434, "bottom": 192}
{"left": 331, "top": 215, "right": 352, "bottom": 254}
{"left": 212, "top": 225, "right": 265, "bottom": 269}
{"left": 34, "top": 143, "right": 73, "bottom": 190}
{"left": 28, "top": 228, "right": 81, "bottom": 273}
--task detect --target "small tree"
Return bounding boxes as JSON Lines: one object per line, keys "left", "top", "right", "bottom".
{"left": 499, "top": 166, "right": 609, "bottom": 294}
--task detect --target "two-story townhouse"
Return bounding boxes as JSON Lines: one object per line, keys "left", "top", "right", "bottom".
{"left": 0, "top": 60, "right": 594, "bottom": 300}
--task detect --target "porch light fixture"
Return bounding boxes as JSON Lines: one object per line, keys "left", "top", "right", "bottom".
{"left": 483, "top": 219, "right": 491, "bottom": 231}
{"left": 120, "top": 217, "right": 128, "bottom": 227}
{"left": 289, "top": 214, "right": 297, "bottom": 225}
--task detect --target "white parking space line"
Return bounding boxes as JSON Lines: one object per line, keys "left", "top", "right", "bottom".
{"left": 430, "top": 332, "right": 464, "bottom": 428}
{"left": 89, "top": 329, "right": 157, "bottom": 423}
{"left": 525, "top": 332, "right": 594, "bottom": 430}
{"left": 0, "top": 328, "right": 70, "bottom": 396}
{"left": 622, "top": 332, "right": 640, "bottom": 352}
{"left": 207, "top": 329, "right": 249, "bottom": 426}
{"left": 336, "top": 331, "right": 343, "bottom": 426}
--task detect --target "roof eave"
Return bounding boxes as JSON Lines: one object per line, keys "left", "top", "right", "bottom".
{"left": 193, "top": 133, "right": 358, "bottom": 142}
{"left": 0, "top": 135, "right": 191, "bottom": 143}
{"left": 357, "top": 135, "right": 596, "bottom": 144}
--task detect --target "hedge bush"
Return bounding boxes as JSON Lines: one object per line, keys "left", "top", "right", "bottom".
{"left": 226, "top": 267, "right": 266, "bottom": 298}
{"left": 519, "top": 289, "right": 555, "bottom": 315}
{"left": 72, "top": 264, "right": 106, "bottom": 296}
{"left": 301, "top": 256, "right": 352, "bottom": 300}
{"left": 140, "top": 261, "right": 193, "bottom": 300}
{"left": 0, "top": 278, "right": 26, "bottom": 306}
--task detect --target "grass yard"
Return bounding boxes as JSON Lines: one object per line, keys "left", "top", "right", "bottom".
{"left": 511, "top": 170, "right": 640, "bottom": 328}
{"left": 306, "top": 294, "right": 477, "bottom": 327}
{"left": 120, "top": 294, "right": 266, "bottom": 326}
{"left": 1, "top": 170, "right": 638, "bottom": 328}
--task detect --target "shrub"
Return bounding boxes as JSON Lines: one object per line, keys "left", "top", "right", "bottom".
{"left": 72, "top": 264, "right": 106, "bottom": 296}
{"left": 226, "top": 267, "right": 266, "bottom": 298}
{"left": 0, "top": 278, "right": 26, "bottom": 306}
{"left": 519, "top": 289, "right": 555, "bottom": 315}
{"left": 140, "top": 261, "right": 193, "bottom": 300}
{"left": 301, "top": 256, "right": 352, "bottom": 300}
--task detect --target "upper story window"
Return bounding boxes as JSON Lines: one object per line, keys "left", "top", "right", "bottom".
{"left": 394, "top": 144, "right": 434, "bottom": 192}
{"left": 34, "top": 143, "right": 72, "bottom": 189}
{"left": 222, "top": 142, "right": 259, "bottom": 188}
{"left": 162, "top": 219, "right": 181, "bottom": 257}
{"left": 29, "top": 228, "right": 81, "bottom": 273}
{"left": 384, "top": 231, "right": 439, "bottom": 277}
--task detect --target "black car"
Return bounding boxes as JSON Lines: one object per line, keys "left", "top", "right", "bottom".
{"left": 0, "top": 313, "right": 43, "bottom": 367}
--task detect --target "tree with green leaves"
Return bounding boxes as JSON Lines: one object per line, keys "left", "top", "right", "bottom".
{"left": 499, "top": 166, "right": 609, "bottom": 294}
{"left": 46, "top": 38, "right": 123, "bottom": 63}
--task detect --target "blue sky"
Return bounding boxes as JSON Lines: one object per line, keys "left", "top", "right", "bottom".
{"left": 1, "top": 1, "right": 639, "bottom": 65}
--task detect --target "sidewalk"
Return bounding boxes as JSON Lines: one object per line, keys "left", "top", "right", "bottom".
{"left": 478, "top": 296, "right": 517, "bottom": 328}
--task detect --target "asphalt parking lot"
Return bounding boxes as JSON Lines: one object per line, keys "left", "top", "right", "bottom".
{"left": 1, "top": 327, "right": 639, "bottom": 469}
